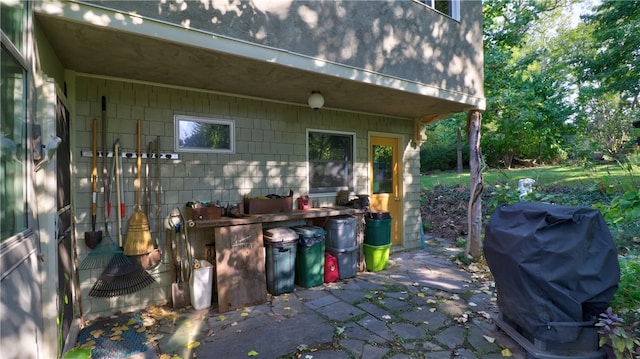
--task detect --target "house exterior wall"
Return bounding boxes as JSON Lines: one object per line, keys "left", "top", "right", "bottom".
{"left": 87, "top": 0, "right": 484, "bottom": 100}
{"left": 2, "top": 1, "right": 481, "bottom": 356}
{"left": 70, "top": 73, "right": 420, "bottom": 319}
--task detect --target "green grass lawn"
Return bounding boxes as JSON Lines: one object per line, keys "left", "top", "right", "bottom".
{"left": 421, "top": 163, "right": 640, "bottom": 190}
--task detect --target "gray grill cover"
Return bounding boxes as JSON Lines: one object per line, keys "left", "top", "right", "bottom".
{"left": 484, "top": 202, "right": 619, "bottom": 343}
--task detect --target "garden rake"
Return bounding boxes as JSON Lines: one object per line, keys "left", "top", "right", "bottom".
{"left": 80, "top": 139, "right": 131, "bottom": 270}
{"left": 89, "top": 139, "right": 155, "bottom": 297}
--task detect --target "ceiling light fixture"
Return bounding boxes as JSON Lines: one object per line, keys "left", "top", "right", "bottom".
{"left": 308, "top": 91, "right": 324, "bottom": 110}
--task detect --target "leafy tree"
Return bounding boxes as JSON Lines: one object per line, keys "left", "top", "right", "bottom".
{"left": 481, "top": 0, "right": 577, "bottom": 168}
{"left": 421, "top": 116, "right": 468, "bottom": 172}
{"left": 582, "top": 1, "right": 640, "bottom": 104}
{"left": 571, "top": 1, "right": 640, "bottom": 160}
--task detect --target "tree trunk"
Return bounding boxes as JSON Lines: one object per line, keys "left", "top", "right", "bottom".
{"left": 466, "top": 110, "right": 484, "bottom": 260}
{"left": 456, "top": 125, "right": 463, "bottom": 173}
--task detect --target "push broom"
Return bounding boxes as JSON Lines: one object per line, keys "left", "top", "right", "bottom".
{"left": 123, "top": 120, "right": 160, "bottom": 270}
{"left": 90, "top": 138, "right": 155, "bottom": 297}
{"left": 124, "top": 119, "right": 155, "bottom": 257}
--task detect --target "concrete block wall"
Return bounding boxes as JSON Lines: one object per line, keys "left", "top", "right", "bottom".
{"left": 71, "top": 74, "right": 419, "bottom": 318}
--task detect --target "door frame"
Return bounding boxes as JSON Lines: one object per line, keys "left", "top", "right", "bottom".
{"left": 368, "top": 133, "right": 404, "bottom": 246}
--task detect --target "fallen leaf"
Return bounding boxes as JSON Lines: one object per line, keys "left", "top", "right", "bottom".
{"left": 136, "top": 327, "right": 146, "bottom": 333}
{"left": 158, "top": 354, "right": 172, "bottom": 359}
{"left": 381, "top": 315, "right": 391, "bottom": 320}
{"left": 426, "top": 299, "right": 437, "bottom": 304}
{"left": 217, "top": 316, "right": 226, "bottom": 322}
{"left": 284, "top": 306, "right": 291, "bottom": 310}
{"left": 148, "top": 333, "right": 164, "bottom": 341}
{"left": 478, "top": 311, "right": 492, "bottom": 320}
{"left": 450, "top": 294, "right": 460, "bottom": 300}
{"left": 483, "top": 335, "right": 496, "bottom": 343}
{"left": 247, "top": 349, "right": 259, "bottom": 356}
{"left": 90, "top": 329, "right": 104, "bottom": 338}
{"left": 79, "top": 340, "right": 95, "bottom": 349}
{"left": 62, "top": 347, "right": 92, "bottom": 359}
{"left": 501, "top": 348, "right": 513, "bottom": 357}
{"left": 127, "top": 319, "right": 136, "bottom": 325}
{"left": 110, "top": 335, "right": 122, "bottom": 341}
{"left": 417, "top": 293, "right": 426, "bottom": 298}
{"left": 241, "top": 312, "right": 249, "bottom": 317}
{"left": 186, "top": 341, "right": 200, "bottom": 349}
{"left": 468, "top": 302, "right": 477, "bottom": 307}
{"left": 429, "top": 308, "right": 437, "bottom": 312}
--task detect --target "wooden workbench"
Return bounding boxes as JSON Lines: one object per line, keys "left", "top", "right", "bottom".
{"left": 187, "top": 207, "right": 363, "bottom": 313}
{"left": 187, "top": 206, "right": 359, "bottom": 228}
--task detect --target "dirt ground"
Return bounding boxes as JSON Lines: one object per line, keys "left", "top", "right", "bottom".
{"left": 420, "top": 183, "right": 610, "bottom": 243}
{"left": 421, "top": 184, "right": 477, "bottom": 242}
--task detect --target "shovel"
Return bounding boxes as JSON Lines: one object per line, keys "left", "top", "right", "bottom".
{"left": 85, "top": 118, "right": 103, "bottom": 248}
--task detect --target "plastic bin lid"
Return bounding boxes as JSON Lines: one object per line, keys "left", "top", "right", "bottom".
{"left": 326, "top": 245, "right": 359, "bottom": 253}
{"left": 367, "top": 211, "right": 391, "bottom": 220}
{"left": 293, "top": 225, "right": 326, "bottom": 237}
{"left": 327, "top": 215, "right": 357, "bottom": 224}
{"left": 263, "top": 227, "right": 298, "bottom": 243}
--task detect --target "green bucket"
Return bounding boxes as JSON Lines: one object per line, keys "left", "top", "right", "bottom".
{"left": 363, "top": 243, "right": 390, "bottom": 272}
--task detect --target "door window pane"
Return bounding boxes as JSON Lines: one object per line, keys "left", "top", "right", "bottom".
{"left": 372, "top": 144, "right": 393, "bottom": 194}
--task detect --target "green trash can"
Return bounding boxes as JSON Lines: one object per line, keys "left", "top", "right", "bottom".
{"left": 293, "top": 226, "right": 325, "bottom": 288}
{"left": 263, "top": 227, "right": 298, "bottom": 295}
{"left": 365, "top": 212, "right": 392, "bottom": 246}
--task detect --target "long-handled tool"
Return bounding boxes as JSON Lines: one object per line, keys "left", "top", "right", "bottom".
{"left": 80, "top": 139, "right": 131, "bottom": 269}
{"left": 84, "top": 118, "right": 103, "bottom": 249}
{"left": 170, "top": 208, "right": 189, "bottom": 309}
{"left": 90, "top": 139, "right": 155, "bottom": 297}
{"left": 124, "top": 120, "right": 154, "bottom": 257}
{"left": 144, "top": 139, "right": 162, "bottom": 270}
{"left": 155, "top": 136, "right": 166, "bottom": 264}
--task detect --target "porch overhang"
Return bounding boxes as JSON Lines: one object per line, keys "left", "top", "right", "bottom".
{"left": 34, "top": 1, "right": 485, "bottom": 120}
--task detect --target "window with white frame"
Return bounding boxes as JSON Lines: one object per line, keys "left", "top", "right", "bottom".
{"left": 419, "top": 0, "right": 460, "bottom": 21}
{"left": 174, "top": 115, "right": 235, "bottom": 153}
{"left": 1, "top": 1, "right": 28, "bottom": 242}
{"left": 307, "top": 130, "right": 355, "bottom": 194}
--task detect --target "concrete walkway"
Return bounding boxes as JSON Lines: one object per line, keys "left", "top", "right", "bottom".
{"left": 148, "top": 237, "right": 527, "bottom": 359}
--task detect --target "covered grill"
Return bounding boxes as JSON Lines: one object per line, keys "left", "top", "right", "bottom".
{"left": 484, "top": 202, "right": 620, "bottom": 359}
